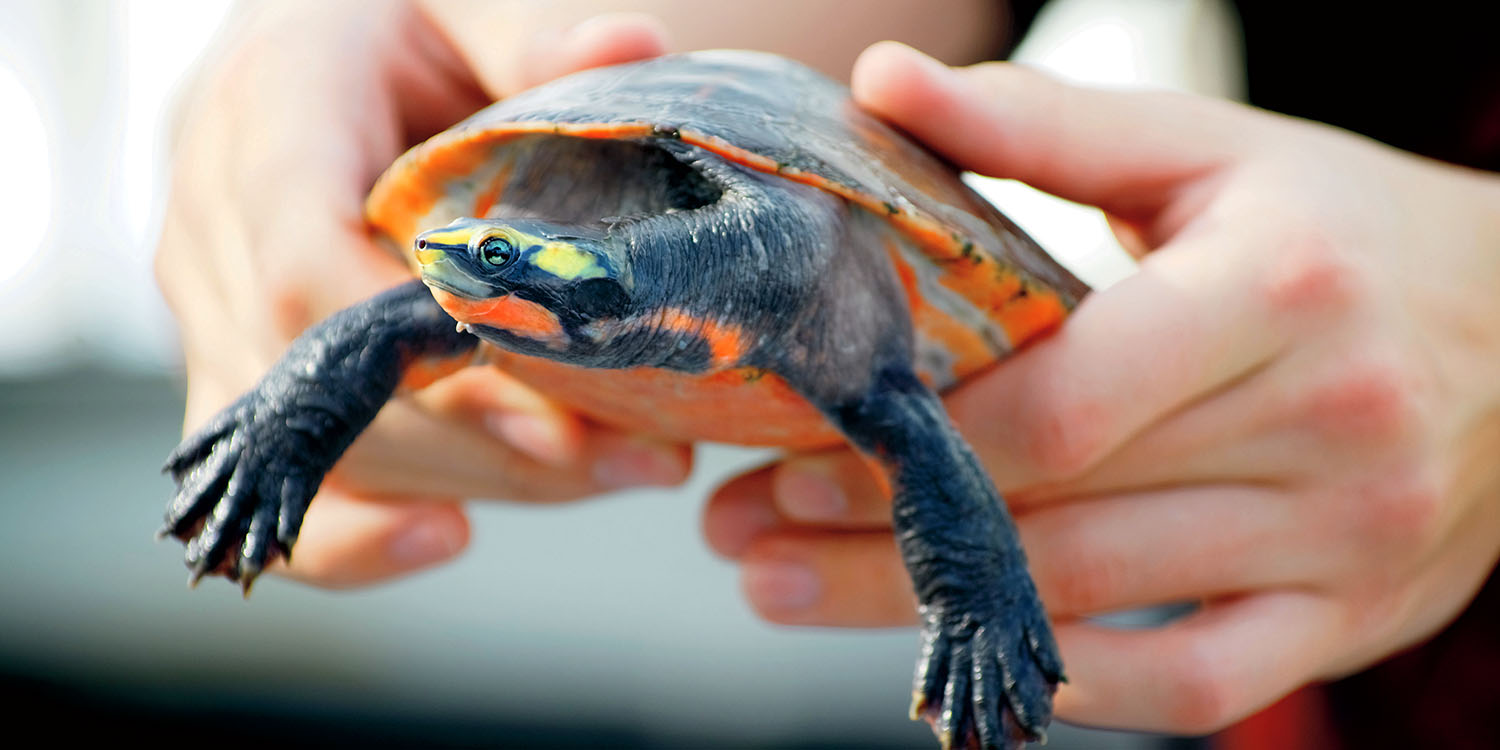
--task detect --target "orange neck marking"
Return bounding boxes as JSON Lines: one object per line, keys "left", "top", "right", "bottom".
{"left": 657, "top": 308, "right": 747, "bottom": 368}
{"left": 430, "top": 288, "right": 565, "bottom": 342}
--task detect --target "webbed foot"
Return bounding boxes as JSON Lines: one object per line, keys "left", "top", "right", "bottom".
{"left": 160, "top": 389, "right": 333, "bottom": 594}
{"left": 910, "top": 596, "right": 1063, "bottom": 750}
{"left": 158, "top": 280, "right": 477, "bottom": 594}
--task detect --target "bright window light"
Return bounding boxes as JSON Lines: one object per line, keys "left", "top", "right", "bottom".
{"left": 0, "top": 63, "right": 51, "bottom": 288}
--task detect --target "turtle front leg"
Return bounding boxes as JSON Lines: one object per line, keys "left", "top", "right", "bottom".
{"left": 827, "top": 365, "right": 1063, "bottom": 750}
{"left": 161, "top": 280, "right": 476, "bottom": 592}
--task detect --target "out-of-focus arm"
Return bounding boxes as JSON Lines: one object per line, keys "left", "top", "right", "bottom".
{"left": 419, "top": 0, "right": 1007, "bottom": 95}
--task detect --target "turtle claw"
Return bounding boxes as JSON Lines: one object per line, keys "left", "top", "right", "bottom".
{"left": 912, "top": 604, "right": 1062, "bottom": 750}
{"left": 162, "top": 392, "right": 324, "bottom": 591}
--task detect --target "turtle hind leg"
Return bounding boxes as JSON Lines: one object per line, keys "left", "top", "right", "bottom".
{"left": 161, "top": 280, "right": 476, "bottom": 592}
{"left": 826, "top": 365, "right": 1063, "bottom": 749}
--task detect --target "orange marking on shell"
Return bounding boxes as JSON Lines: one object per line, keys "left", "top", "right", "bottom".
{"left": 885, "top": 243, "right": 996, "bottom": 379}
{"left": 656, "top": 308, "right": 747, "bottom": 368}
{"left": 996, "top": 290, "right": 1069, "bottom": 345}
{"left": 936, "top": 267, "right": 1068, "bottom": 349}
{"left": 888, "top": 242, "right": 921, "bottom": 300}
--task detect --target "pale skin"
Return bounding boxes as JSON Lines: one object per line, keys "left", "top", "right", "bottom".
{"left": 160, "top": 0, "right": 1500, "bottom": 737}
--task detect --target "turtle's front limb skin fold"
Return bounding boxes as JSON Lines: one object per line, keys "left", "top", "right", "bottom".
{"left": 161, "top": 280, "right": 475, "bottom": 593}
{"left": 829, "top": 366, "right": 1063, "bottom": 750}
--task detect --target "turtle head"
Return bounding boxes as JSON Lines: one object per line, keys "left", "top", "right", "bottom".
{"left": 414, "top": 218, "right": 633, "bottom": 346}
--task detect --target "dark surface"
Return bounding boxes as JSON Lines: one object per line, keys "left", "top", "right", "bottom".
{"left": 1234, "top": 2, "right": 1500, "bottom": 172}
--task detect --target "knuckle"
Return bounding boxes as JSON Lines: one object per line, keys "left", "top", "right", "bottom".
{"left": 1259, "top": 228, "right": 1368, "bottom": 320}
{"left": 1162, "top": 641, "right": 1244, "bottom": 733}
{"left": 1351, "top": 469, "right": 1447, "bottom": 554}
{"left": 1303, "top": 356, "right": 1425, "bottom": 443}
{"left": 1334, "top": 586, "right": 1407, "bottom": 655}
{"left": 1039, "top": 544, "right": 1129, "bottom": 616}
{"left": 266, "top": 275, "right": 314, "bottom": 340}
{"left": 1021, "top": 394, "right": 1111, "bottom": 479}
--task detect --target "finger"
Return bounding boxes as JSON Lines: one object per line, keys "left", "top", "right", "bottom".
{"left": 735, "top": 247, "right": 1391, "bottom": 512}
{"left": 413, "top": 367, "right": 587, "bottom": 467}
{"left": 246, "top": 13, "right": 669, "bottom": 334}
{"left": 702, "top": 468, "right": 781, "bottom": 558}
{"left": 516, "top": 13, "right": 670, "bottom": 91}
{"left": 716, "top": 472, "right": 1321, "bottom": 622}
{"left": 706, "top": 452, "right": 892, "bottom": 543}
{"left": 336, "top": 397, "right": 691, "bottom": 502}
{"left": 1054, "top": 591, "right": 1341, "bottom": 734}
{"left": 269, "top": 488, "right": 469, "bottom": 589}
{"left": 702, "top": 452, "right": 895, "bottom": 561}
{"left": 387, "top": 2, "right": 491, "bottom": 142}
{"left": 420, "top": 3, "right": 669, "bottom": 97}
{"left": 1010, "top": 336, "right": 1402, "bottom": 505}
{"left": 1017, "top": 486, "right": 1312, "bottom": 618}
{"left": 851, "top": 41, "right": 1254, "bottom": 232}
{"left": 740, "top": 531, "right": 917, "bottom": 627}
{"left": 939, "top": 225, "right": 1291, "bottom": 493}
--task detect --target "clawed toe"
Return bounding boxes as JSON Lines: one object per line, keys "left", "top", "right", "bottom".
{"left": 161, "top": 399, "right": 321, "bottom": 593}
{"left": 911, "top": 608, "right": 1061, "bottom": 750}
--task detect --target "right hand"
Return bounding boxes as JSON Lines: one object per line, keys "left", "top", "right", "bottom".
{"left": 156, "top": 0, "right": 687, "bottom": 588}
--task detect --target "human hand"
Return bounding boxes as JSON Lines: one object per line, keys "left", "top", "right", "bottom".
{"left": 702, "top": 41, "right": 1500, "bottom": 733}
{"left": 156, "top": 0, "right": 684, "bottom": 588}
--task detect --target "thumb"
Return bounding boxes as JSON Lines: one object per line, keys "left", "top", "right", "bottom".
{"left": 516, "top": 13, "right": 671, "bottom": 91}
{"left": 851, "top": 41, "right": 1252, "bottom": 224}
{"left": 422, "top": 3, "right": 669, "bottom": 98}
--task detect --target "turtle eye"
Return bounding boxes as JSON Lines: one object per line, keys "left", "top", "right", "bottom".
{"left": 476, "top": 235, "right": 516, "bottom": 268}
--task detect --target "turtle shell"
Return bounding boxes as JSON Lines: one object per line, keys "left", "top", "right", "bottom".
{"left": 366, "top": 50, "right": 1088, "bottom": 447}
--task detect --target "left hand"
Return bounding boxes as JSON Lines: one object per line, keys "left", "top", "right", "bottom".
{"left": 702, "top": 42, "right": 1500, "bottom": 734}
{"left": 158, "top": 1, "right": 680, "bottom": 588}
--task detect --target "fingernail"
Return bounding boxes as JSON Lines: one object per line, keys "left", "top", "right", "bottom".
{"left": 774, "top": 464, "right": 847, "bottom": 521}
{"left": 744, "top": 561, "right": 821, "bottom": 611}
{"left": 593, "top": 441, "right": 685, "bottom": 488}
{"left": 389, "top": 517, "right": 465, "bottom": 567}
{"left": 486, "top": 412, "right": 573, "bottom": 467}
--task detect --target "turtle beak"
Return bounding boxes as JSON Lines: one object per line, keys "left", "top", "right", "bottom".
{"left": 414, "top": 229, "right": 493, "bottom": 300}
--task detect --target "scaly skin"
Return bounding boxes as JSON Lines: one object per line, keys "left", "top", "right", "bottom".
{"left": 163, "top": 281, "right": 474, "bottom": 592}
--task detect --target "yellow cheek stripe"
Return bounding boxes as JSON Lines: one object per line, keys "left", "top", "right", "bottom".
{"left": 532, "top": 243, "right": 606, "bottom": 280}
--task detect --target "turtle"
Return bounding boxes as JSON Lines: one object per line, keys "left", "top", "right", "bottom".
{"left": 161, "top": 50, "right": 1091, "bottom": 750}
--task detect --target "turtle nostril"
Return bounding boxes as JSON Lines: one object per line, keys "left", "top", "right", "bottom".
{"left": 416, "top": 239, "right": 428, "bottom": 250}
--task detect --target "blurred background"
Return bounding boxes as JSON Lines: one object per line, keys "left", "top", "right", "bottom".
{"left": 0, "top": 1, "right": 1240, "bottom": 747}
